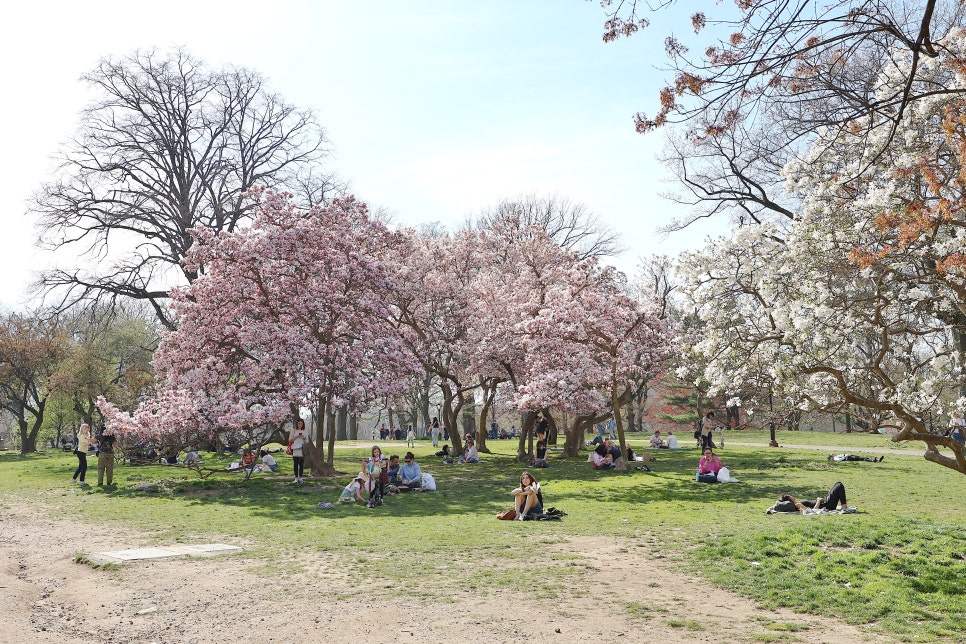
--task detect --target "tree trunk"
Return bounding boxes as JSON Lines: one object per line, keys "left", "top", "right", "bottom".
{"left": 418, "top": 372, "right": 432, "bottom": 437}
{"left": 461, "top": 400, "right": 476, "bottom": 440}
{"left": 477, "top": 380, "right": 496, "bottom": 453}
{"left": 349, "top": 414, "right": 358, "bottom": 440}
{"left": 306, "top": 398, "right": 337, "bottom": 477}
{"left": 562, "top": 413, "right": 604, "bottom": 457}
{"left": 517, "top": 411, "right": 536, "bottom": 461}
{"left": 544, "top": 411, "right": 559, "bottom": 447}
{"left": 336, "top": 407, "right": 348, "bottom": 440}
{"left": 439, "top": 383, "right": 466, "bottom": 456}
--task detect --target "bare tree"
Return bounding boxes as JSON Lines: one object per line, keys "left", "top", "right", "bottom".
{"left": 474, "top": 194, "right": 623, "bottom": 260}
{"left": 32, "top": 48, "right": 343, "bottom": 329}
{"left": 598, "top": 0, "right": 966, "bottom": 224}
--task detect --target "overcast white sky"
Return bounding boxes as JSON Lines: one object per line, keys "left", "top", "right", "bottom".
{"left": 1, "top": 1, "right": 726, "bottom": 309}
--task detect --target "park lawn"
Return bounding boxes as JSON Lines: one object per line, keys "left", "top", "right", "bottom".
{"left": 723, "top": 427, "right": 928, "bottom": 451}
{"left": 3, "top": 435, "right": 966, "bottom": 642}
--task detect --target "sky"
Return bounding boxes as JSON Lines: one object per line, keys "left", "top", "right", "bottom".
{"left": 1, "top": 1, "right": 727, "bottom": 309}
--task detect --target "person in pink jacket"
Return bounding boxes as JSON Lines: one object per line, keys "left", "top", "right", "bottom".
{"left": 698, "top": 448, "right": 723, "bottom": 475}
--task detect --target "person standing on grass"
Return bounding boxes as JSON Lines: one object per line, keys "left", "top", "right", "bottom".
{"left": 289, "top": 418, "right": 308, "bottom": 483}
{"left": 430, "top": 417, "right": 440, "bottom": 447}
{"left": 71, "top": 423, "right": 91, "bottom": 484}
{"left": 95, "top": 427, "right": 117, "bottom": 486}
{"left": 698, "top": 411, "right": 716, "bottom": 450}
{"left": 364, "top": 446, "right": 387, "bottom": 505}
{"left": 406, "top": 424, "right": 416, "bottom": 448}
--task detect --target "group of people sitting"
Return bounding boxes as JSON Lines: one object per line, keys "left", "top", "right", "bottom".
{"left": 233, "top": 448, "right": 278, "bottom": 473}
{"left": 649, "top": 429, "right": 679, "bottom": 449}
{"left": 340, "top": 446, "right": 431, "bottom": 507}
{"left": 434, "top": 440, "right": 479, "bottom": 464}
{"left": 591, "top": 440, "right": 624, "bottom": 469}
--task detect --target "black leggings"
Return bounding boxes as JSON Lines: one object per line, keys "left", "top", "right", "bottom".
{"left": 73, "top": 451, "right": 88, "bottom": 481}
{"left": 822, "top": 482, "right": 847, "bottom": 510}
{"left": 292, "top": 456, "right": 305, "bottom": 478}
{"left": 369, "top": 481, "right": 384, "bottom": 500}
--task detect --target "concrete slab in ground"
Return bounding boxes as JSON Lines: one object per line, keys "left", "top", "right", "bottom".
{"left": 91, "top": 543, "right": 242, "bottom": 564}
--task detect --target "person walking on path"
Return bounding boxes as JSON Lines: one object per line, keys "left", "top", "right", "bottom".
{"left": 406, "top": 424, "right": 416, "bottom": 448}
{"left": 71, "top": 423, "right": 91, "bottom": 484}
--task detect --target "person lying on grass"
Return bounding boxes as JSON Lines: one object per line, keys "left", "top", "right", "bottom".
{"left": 512, "top": 471, "right": 543, "bottom": 520}
{"left": 779, "top": 482, "right": 851, "bottom": 511}
{"left": 827, "top": 453, "right": 883, "bottom": 463}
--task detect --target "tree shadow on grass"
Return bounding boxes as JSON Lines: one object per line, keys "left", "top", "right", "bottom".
{"left": 93, "top": 447, "right": 848, "bottom": 523}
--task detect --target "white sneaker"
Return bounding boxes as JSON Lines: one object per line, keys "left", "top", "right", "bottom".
{"left": 70, "top": 479, "right": 77, "bottom": 484}
{"left": 516, "top": 514, "right": 525, "bottom": 521}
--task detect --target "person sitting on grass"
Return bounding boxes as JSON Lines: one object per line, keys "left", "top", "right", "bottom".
{"left": 827, "top": 453, "right": 883, "bottom": 463}
{"left": 592, "top": 442, "right": 615, "bottom": 469}
{"left": 778, "top": 482, "right": 851, "bottom": 511}
{"left": 666, "top": 431, "right": 679, "bottom": 449}
{"left": 260, "top": 449, "right": 278, "bottom": 472}
{"left": 534, "top": 440, "right": 549, "bottom": 468}
{"left": 339, "top": 475, "right": 366, "bottom": 503}
{"left": 512, "top": 471, "right": 543, "bottom": 521}
{"left": 162, "top": 447, "right": 180, "bottom": 465}
{"left": 239, "top": 448, "right": 257, "bottom": 474}
{"left": 398, "top": 452, "right": 422, "bottom": 491}
{"left": 607, "top": 439, "right": 622, "bottom": 464}
{"left": 698, "top": 447, "right": 723, "bottom": 480}
{"left": 184, "top": 446, "right": 201, "bottom": 466}
{"left": 460, "top": 440, "right": 480, "bottom": 464}
{"left": 649, "top": 429, "right": 665, "bottom": 448}
{"left": 386, "top": 454, "right": 401, "bottom": 485}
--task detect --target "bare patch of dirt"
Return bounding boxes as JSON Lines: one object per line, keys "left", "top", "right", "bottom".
{"left": 0, "top": 497, "right": 894, "bottom": 643}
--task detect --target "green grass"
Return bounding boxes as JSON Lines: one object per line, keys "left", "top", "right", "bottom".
{"left": 3, "top": 434, "right": 966, "bottom": 641}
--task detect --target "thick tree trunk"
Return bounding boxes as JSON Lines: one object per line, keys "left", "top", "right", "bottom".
{"left": 337, "top": 407, "right": 348, "bottom": 440}
{"left": 306, "top": 398, "right": 337, "bottom": 477}
{"left": 517, "top": 411, "right": 536, "bottom": 461}
{"left": 544, "top": 411, "right": 559, "bottom": 447}
{"left": 440, "top": 383, "right": 466, "bottom": 456}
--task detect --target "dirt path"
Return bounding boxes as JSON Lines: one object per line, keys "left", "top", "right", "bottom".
{"left": 0, "top": 494, "right": 894, "bottom": 644}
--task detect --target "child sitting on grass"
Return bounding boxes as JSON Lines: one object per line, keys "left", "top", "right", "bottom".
{"left": 338, "top": 475, "right": 365, "bottom": 503}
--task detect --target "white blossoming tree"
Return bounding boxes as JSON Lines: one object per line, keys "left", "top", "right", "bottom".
{"left": 678, "top": 30, "right": 966, "bottom": 473}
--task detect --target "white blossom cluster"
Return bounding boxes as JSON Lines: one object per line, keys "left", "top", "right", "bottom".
{"left": 676, "top": 29, "right": 966, "bottom": 468}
